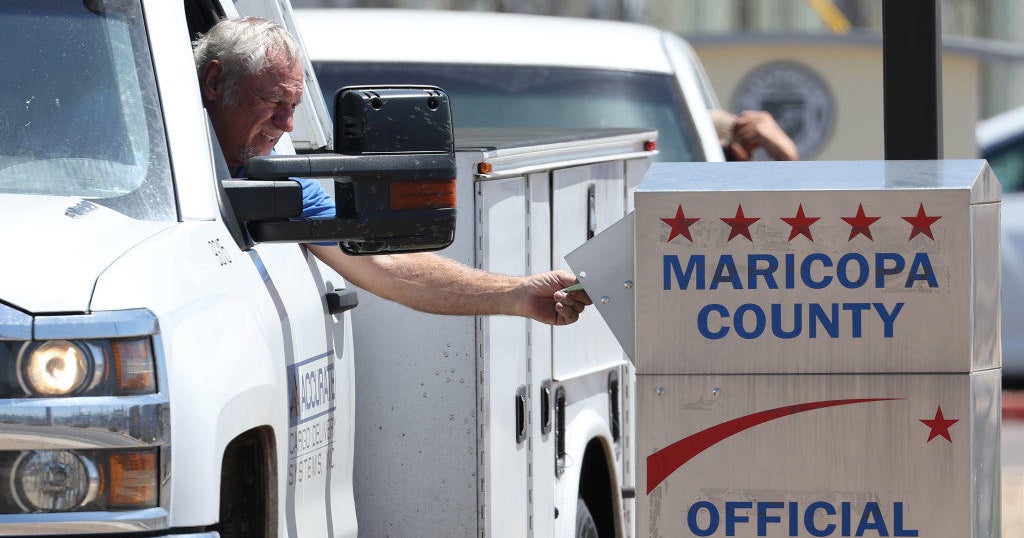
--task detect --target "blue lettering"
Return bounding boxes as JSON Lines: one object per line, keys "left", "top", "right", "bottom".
{"left": 698, "top": 304, "right": 729, "bottom": 339}
{"left": 771, "top": 303, "right": 801, "bottom": 339}
{"left": 734, "top": 304, "right": 766, "bottom": 339}
{"left": 893, "top": 502, "right": 919, "bottom": 536}
{"left": 874, "top": 302, "right": 904, "bottom": 337}
{"left": 685, "top": 501, "right": 915, "bottom": 537}
{"left": 855, "top": 501, "right": 888, "bottom": 536}
{"left": 802, "top": 253, "right": 833, "bottom": 289}
{"left": 688, "top": 501, "right": 718, "bottom": 537}
{"left": 837, "top": 253, "right": 869, "bottom": 288}
{"left": 810, "top": 303, "right": 839, "bottom": 338}
{"left": 664, "top": 251, "right": 939, "bottom": 293}
{"left": 785, "top": 253, "right": 796, "bottom": 289}
{"left": 726, "top": 501, "right": 752, "bottom": 535}
{"left": 697, "top": 302, "right": 905, "bottom": 341}
{"left": 906, "top": 252, "right": 938, "bottom": 288}
{"left": 664, "top": 255, "right": 705, "bottom": 290}
{"left": 748, "top": 254, "right": 779, "bottom": 289}
{"left": 805, "top": 501, "right": 836, "bottom": 537}
{"left": 843, "top": 303, "right": 871, "bottom": 338}
{"left": 758, "top": 501, "right": 785, "bottom": 535}
{"left": 711, "top": 255, "right": 742, "bottom": 290}
{"left": 876, "top": 253, "right": 905, "bottom": 288}
{"left": 663, "top": 252, "right": 939, "bottom": 292}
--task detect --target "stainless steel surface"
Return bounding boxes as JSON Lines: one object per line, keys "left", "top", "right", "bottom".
{"left": 639, "top": 374, "right": 981, "bottom": 537}
{"left": 973, "top": 370, "right": 1002, "bottom": 537}
{"left": 625, "top": 160, "right": 1000, "bottom": 536}
{"left": 638, "top": 159, "right": 1000, "bottom": 203}
{"left": 565, "top": 212, "right": 636, "bottom": 361}
{"left": 633, "top": 159, "right": 999, "bottom": 375}
{"left": 470, "top": 129, "right": 657, "bottom": 181}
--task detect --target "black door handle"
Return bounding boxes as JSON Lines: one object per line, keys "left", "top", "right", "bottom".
{"left": 325, "top": 288, "right": 359, "bottom": 314}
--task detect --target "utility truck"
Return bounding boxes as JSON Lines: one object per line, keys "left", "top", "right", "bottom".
{"left": 0, "top": 0, "right": 657, "bottom": 536}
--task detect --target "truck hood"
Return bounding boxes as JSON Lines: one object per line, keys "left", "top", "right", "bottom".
{"left": 0, "top": 195, "right": 173, "bottom": 313}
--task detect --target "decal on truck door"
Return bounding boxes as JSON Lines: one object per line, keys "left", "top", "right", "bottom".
{"left": 287, "top": 351, "right": 337, "bottom": 487}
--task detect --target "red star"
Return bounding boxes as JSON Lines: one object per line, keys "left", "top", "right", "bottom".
{"left": 841, "top": 204, "right": 881, "bottom": 241}
{"left": 660, "top": 204, "right": 700, "bottom": 242}
{"left": 919, "top": 406, "right": 958, "bottom": 443}
{"left": 780, "top": 204, "right": 820, "bottom": 242}
{"left": 902, "top": 203, "right": 941, "bottom": 240}
{"left": 721, "top": 205, "right": 760, "bottom": 242}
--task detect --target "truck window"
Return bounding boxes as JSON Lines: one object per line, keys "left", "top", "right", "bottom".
{"left": 0, "top": 0, "right": 175, "bottom": 221}
{"left": 314, "top": 62, "right": 704, "bottom": 162}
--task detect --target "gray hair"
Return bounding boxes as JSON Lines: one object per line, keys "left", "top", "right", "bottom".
{"left": 193, "top": 17, "right": 302, "bottom": 104}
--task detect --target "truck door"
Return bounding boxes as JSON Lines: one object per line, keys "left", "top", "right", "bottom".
{"left": 206, "top": 1, "right": 353, "bottom": 535}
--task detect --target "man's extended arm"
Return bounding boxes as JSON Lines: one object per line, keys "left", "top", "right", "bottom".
{"left": 308, "top": 245, "right": 591, "bottom": 325}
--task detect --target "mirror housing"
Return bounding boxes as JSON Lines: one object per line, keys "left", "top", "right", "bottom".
{"left": 235, "top": 86, "right": 457, "bottom": 255}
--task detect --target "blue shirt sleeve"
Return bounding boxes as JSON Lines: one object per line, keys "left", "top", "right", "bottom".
{"left": 233, "top": 157, "right": 339, "bottom": 246}
{"left": 295, "top": 177, "right": 336, "bottom": 219}
{"left": 294, "top": 178, "right": 339, "bottom": 247}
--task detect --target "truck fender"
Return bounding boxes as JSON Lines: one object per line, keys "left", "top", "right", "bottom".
{"left": 557, "top": 407, "right": 622, "bottom": 536}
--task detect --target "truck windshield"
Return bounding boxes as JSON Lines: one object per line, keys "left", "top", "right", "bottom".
{"left": 0, "top": 0, "right": 174, "bottom": 221}
{"left": 314, "top": 62, "right": 704, "bottom": 162}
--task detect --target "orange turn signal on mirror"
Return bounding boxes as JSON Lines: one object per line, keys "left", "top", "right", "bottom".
{"left": 389, "top": 179, "right": 457, "bottom": 210}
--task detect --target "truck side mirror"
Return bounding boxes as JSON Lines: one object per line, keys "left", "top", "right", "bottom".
{"left": 237, "top": 86, "right": 457, "bottom": 255}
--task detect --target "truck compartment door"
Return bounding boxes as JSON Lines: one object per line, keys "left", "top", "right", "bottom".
{"left": 477, "top": 176, "right": 529, "bottom": 537}
{"left": 551, "top": 162, "right": 627, "bottom": 379}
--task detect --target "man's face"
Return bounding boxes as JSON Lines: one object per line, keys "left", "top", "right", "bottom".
{"left": 203, "top": 52, "right": 304, "bottom": 167}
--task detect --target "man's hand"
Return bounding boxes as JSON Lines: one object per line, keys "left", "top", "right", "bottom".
{"left": 520, "top": 270, "right": 593, "bottom": 326}
{"left": 732, "top": 110, "right": 799, "bottom": 161}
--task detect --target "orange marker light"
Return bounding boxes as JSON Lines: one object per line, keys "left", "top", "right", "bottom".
{"left": 113, "top": 338, "right": 155, "bottom": 394}
{"left": 477, "top": 162, "right": 493, "bottom": 174}
{"left": 389, "top": 179, "right": 457, "bottom": 210}
{"left": 108, "top": 451, "right": 158, "bottom": 508}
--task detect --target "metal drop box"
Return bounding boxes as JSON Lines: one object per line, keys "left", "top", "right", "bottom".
{"left": 568, "top": 160, "right": 1002, "bottom": 537}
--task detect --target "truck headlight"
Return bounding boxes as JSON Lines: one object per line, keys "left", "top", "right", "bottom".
{"left": 3, "top": 449, "right": 158, "bottom": 512}
{"left": 11, "top": 451, "right": 100, "bottom": 511}
{"left": 14, "top": 338, "right": 155, "bottom": 397}
{"left": 18, "top": 341, "right": 91, "bottom": 396}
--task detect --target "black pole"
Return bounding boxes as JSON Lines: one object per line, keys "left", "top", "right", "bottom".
{"left": 882, "top": 0, "right": 943, "bottom": 160}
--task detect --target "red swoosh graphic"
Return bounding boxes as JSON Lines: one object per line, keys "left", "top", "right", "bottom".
{"left": 646, "top": 398, "right": 899, "bottom": 494}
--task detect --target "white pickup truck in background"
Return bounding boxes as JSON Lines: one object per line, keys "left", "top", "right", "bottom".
{"left": 296, "top": 8, "right": 727, "bottom": 167}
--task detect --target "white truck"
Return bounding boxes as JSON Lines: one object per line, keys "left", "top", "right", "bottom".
{"left": 0, "top": 1, "right": 657, "bottom": 536}
{"left": 296, "top": 8, "right": 726, "bottom": 166}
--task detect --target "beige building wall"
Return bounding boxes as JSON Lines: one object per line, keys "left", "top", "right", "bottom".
{"left": 693, "top": 40, "right": 979, "bottom": 160}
